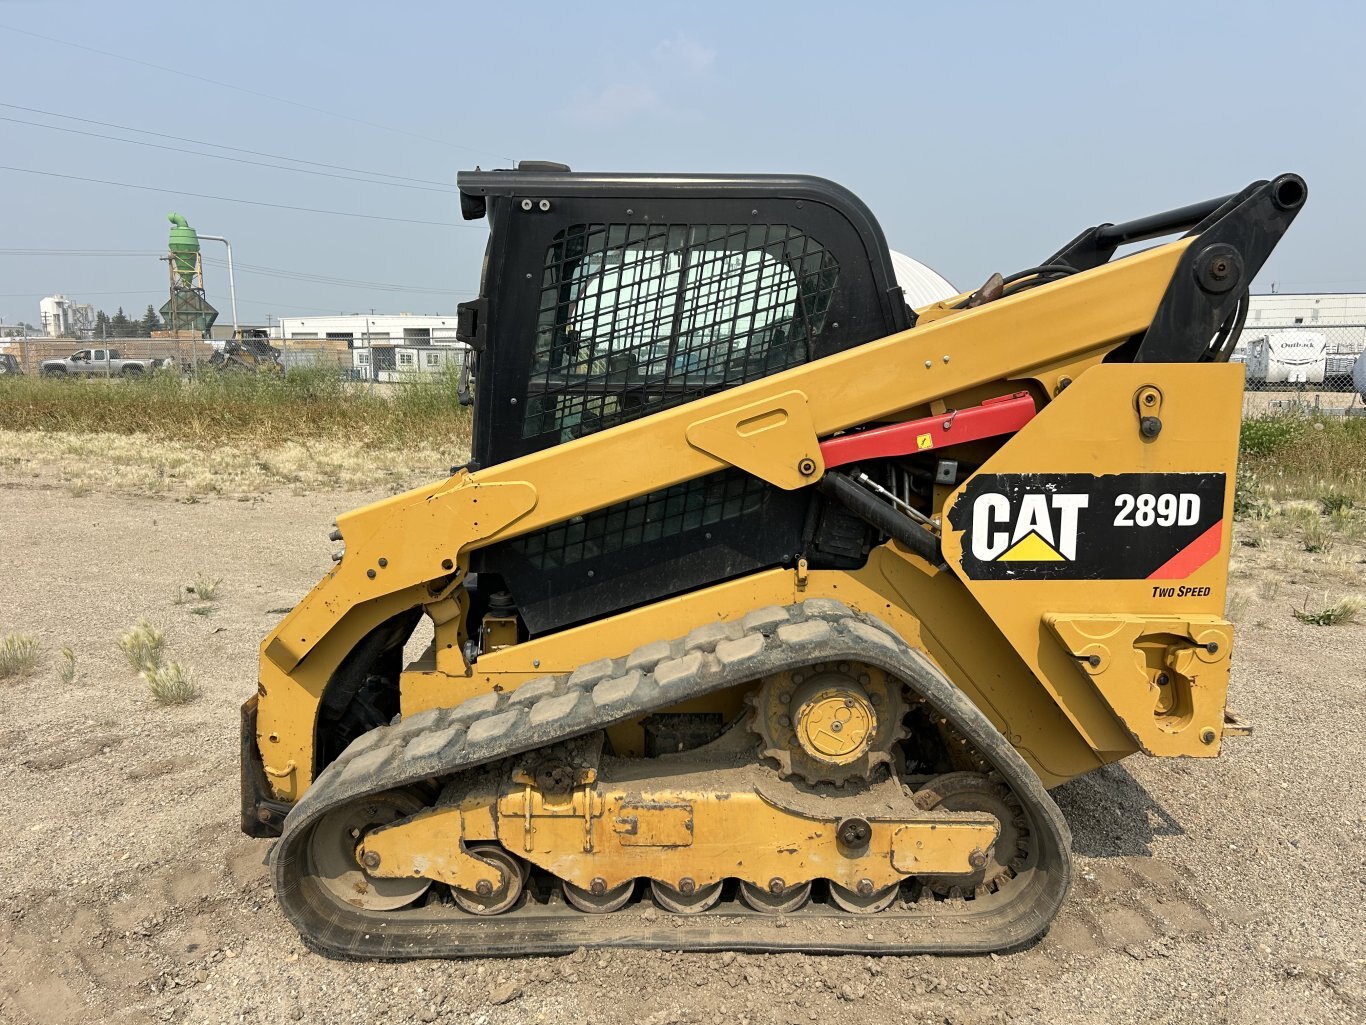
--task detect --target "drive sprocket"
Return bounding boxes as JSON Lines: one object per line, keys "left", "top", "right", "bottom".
{"left": 914, "top": 772, "right": 1031, "bottom": 898}
{"left": 748, "top": 662, "right": 908, "bottom": 786}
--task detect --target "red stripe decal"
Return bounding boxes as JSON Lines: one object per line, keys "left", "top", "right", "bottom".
{"left": 1147, "top": 519, "right": 1224, "bottom": 580}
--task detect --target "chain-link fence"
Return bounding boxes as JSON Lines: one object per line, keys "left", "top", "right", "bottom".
{"left": 6, "top": 325, "right": 1357, "bottom": 414}
{"left": 1235, "top": 322, "right": 1366, "bottom": 416}
{"left": 0, "top": 336, "right": 471, "bottom": 381}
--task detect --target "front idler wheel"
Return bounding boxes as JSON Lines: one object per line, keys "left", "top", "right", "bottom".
{"left": 308, "top": 792, "right": 433, "bottom": 912}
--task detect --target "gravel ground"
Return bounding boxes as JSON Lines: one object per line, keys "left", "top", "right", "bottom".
{"left": 1, "top": 479, "right": 1362, "bottom": 1025}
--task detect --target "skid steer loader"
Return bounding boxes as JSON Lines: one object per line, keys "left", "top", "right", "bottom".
{"left": 242, "top": 165, "right": 1305, "bottom": 957}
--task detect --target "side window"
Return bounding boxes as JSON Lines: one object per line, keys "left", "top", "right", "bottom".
{"left": 523, "top": 223, "right": 839, "bottom": 441}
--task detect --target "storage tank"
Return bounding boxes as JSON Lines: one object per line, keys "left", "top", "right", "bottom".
{"left": 168, "top": 212, "right": 201, "bottom": 287}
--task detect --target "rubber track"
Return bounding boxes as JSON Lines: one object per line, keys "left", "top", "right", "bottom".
{"left": 272, "top": 599, "right": 1073, "bottom": 959}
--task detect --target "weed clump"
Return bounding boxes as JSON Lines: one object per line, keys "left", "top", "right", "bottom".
{"left": 1301, "top": 518, "right": 1335, "bottom": 554}
{"left": 1291, "top": 595, "right": 1362, "bottom": 627}
{"left": 1319, "top": 492, "right": 1353, "bottom": 516}
{"left": 118, "top": 618, "right": 166, "bottom": 673}
{"left": 0, "top": 633, "right": 42, "bottom": 680}
{"left": 59, "top": 646, "right": 77, "bottom": 685}
{"left": 142, "top": 662, "right": 198, "bottom": 705}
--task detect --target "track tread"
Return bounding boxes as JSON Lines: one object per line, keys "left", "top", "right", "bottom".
{"left": 272, "top": 600, "right": 1074, "bottom": 959}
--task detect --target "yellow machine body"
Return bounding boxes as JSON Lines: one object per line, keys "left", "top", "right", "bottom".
{"left": 253, "top": 242, "right": 1238, "bottom": 800}
{"left": 245, "top": 169, "right": 1305, "bottom": 958}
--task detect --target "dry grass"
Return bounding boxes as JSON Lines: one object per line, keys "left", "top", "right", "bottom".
{"left": 118, "top": 618, "right": 166, "bottom": 674}
{"left": 0, "top": 633, "right": 42, "bottom": 680}
{"left": 1300, "top": 517, "right": 1334, "bottom": 554}
{"left": 191, "top": 575, "right": 222, "bottom": 601}
{"left": 58, "top": 646, "right": 77, "bottom": 686}
{"left": 142, "top": 661, "right": 198, "bottom": 705}
{"left": 1240, "top": 414, "right": 1366, "bottom": 508}
{"left": 0, "top": 366, "right": 472, "bottom": 499}
{"left": 0, "top": 367, "right": 472, "bottom": 447}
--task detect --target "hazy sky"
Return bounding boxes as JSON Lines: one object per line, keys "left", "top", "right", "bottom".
{"left": 2, "top": 0, "right": 1361, "bottom": 328}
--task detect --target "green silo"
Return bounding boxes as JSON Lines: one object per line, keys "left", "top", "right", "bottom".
{"left": 168, "top": 212, "right": 201, "bottom": 287}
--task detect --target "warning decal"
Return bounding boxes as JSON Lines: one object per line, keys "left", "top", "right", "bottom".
{"left": 949, "top": 472, "right": 1226, "bottom": 580}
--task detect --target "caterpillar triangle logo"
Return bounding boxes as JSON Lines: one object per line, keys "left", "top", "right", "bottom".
{"left": 997, "top": 530, "right": 1066, "bottom": 562}
{"left": 970, "top": 492, "right": 1086, "bottom": 563}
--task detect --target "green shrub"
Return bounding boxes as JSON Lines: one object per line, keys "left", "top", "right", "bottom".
{"left": 1239, "top": 414, "right": 1304, "bottom": 457}
{"left": 1232, "top": 464, "right": 1265, "bottom": 520}
{"left": 1320, "top": 492, "right": 1353, "bottom": 515}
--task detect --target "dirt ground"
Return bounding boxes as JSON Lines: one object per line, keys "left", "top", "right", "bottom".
{"left": 1, "top": 471, "right": 1362, "bottom": 1025}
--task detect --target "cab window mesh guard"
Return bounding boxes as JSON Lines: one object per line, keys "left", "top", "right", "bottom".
{"left": 523, "top": 222, "right": 840, "bottom": 440}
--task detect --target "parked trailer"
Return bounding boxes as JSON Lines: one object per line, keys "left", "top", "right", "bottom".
{"left": 1245, "top": 330, "right": 1327, "bottom": 385}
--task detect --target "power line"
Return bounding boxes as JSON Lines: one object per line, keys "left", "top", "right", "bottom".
{"left": 0, "top": 249, "right": 472, "bottom": 297}
{"left": 201, "top": 256, "right": 472, "bottom": 296}
{"left": 0, "top": 23, "right": 514, "bottom": 162}
{"left": 0, "top": 249, "right": 160, "bottom": 256}
{"left": 0, "top": 103, "right": 457, "bottom": 187}
{"left": 1, "top": 114, "right": 455, "bottom": 193}
{"left": 0, "top": 289, "right": 163, "bottom": 297}
{"left": 0, "top": 165, "right": 481, "bottom": 228}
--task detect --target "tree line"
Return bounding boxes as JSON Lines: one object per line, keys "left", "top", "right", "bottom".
{"left": 91, "top": 305, "right": 164, "bottom": 338}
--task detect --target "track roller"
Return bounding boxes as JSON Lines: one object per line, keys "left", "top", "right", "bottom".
{"left": 450, "top": 843, "right": 526, "bottom": 916}
{"left": 828, "top": 880, "right": 899, "bottom": 914}
{"left": 563, "top": 878, "right": 635, "bottom": 913}
{"left": 650, "top": 879, "right": 724, "bottom": 914}
{"left": 739, "top": 879, "right": 812, "bottom": 914}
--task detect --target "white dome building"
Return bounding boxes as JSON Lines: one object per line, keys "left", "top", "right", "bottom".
{"left": 888, "top": 251, "right": 959, "bottom": 310}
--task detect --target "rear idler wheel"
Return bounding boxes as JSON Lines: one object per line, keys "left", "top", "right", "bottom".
{"left": 308, "top": 792, "right": 432, "bottom": 912}
{"left": 739, "top": 878, "right": 812, "bottom": 914}
{"left": 450, "top": 843, "right": 527, "bottom": 916}
{"left": 650, "top": 878, "right": 723, "bottom": 915}
{"left": 563, "top": 878, "right": 635, "bottom": 914}
{"left": 828, "top": 880, "right": 899, "bottom": 914}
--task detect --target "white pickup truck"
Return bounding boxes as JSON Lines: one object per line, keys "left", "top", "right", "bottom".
{"left": 40, "top": 348, "right": 171, "bottom": 377}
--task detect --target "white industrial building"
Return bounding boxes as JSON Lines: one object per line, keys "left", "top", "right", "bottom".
{"left": 274, "top": 313, "right": 459, "bottom": 346}
{"left": 1244, "top": 292, "right": 1366, "bottom": 326}
{"left": 39, "top": 294, "right": 94, "bottom": 338}
{"left": 353, "top": 343, "right": 467, "bottom": 382}
{"left": 273, "top": 313, "right": 468, "bottom": 382}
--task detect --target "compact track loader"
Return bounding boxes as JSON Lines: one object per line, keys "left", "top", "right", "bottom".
{"left": 242, "top": 166, "right": 1306, "bottom": 957}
